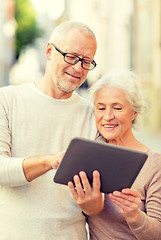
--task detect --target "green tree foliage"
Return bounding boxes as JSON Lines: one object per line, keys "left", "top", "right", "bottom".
{"left": 15, "top": 0, "right": 42, "bottom": 59}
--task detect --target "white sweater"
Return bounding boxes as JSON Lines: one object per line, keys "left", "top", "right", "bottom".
{"left": 0, "top": 83, "right": 97, "bottom": 240}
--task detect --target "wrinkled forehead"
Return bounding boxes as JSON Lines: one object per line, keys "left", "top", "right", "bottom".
{"left": 58, "top": 29, "right": 97, "bottom": 58}
{"left": 94, "top": 85, "right": 131, "bottom": 104}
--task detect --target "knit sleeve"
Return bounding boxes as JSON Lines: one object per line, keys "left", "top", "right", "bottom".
{"left": 128, "top": 150, "right": 161, "bottom": 240}
{"left": 0, "top": 87, "right": 28, "bottom": 187}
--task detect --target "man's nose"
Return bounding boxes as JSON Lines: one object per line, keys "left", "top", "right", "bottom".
{"left": 72, "top": 60, "right": 83, "bottom": 72}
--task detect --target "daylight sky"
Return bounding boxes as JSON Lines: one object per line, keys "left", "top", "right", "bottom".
{"left": 30, "top": 0, "right": 65, "bottom": 20}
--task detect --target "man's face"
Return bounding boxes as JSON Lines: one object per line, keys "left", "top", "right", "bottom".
{"left": 47, "top": 29, "right": 97, "bottom": 97}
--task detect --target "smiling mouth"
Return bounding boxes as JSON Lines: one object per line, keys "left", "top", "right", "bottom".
{"left": 103, "top": 124, "right": 118, "bottom": 129}
{"left": 66, "top": 72, "right": 80, "bottom": 79}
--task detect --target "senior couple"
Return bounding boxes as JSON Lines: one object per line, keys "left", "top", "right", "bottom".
{"left": 0, "top": 21, "right": 161, "bottom": 240}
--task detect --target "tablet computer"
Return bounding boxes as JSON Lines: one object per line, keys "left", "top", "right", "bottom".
{"left": 53, "top": 138, "right": 147, "bottom": 194}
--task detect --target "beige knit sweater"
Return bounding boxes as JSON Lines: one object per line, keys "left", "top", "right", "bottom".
{"left": 0, "top": 82, "right": 97, "bottom": 240}
{"left": 87, "top": 148, "right": 161, "bottom": 239}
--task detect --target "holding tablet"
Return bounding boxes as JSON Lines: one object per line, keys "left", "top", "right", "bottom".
{"left": 54, "top": 137, "right": 147, "bottom": 194}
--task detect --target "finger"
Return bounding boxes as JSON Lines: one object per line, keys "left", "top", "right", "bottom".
{"left": 73, "top": 175, "right": 85, "bottom": 198}
{"left": 111, "top": 198, "right": 134, "bottom": 213}
{"left": 122, "top": 188, "right": 141, "bottom": 199}
{"left": 109, "top": 192, "right": 141, "bottom": 210}
{"left": 79, "top": 171, "right": 92, "bottom": 193}
{"left": 109, "top": 193, "right": 132, "bottom": 210}
{"left": 119, "top": 189, "right": 142, "bottom": 206}
{"left": 51, "top": 160, "right": 59, "bottom": 169}
{"left": 54, "top": 151, "right": 65, "bottom": 163}
{"left": 112, "top": 190, "right": 141, "bottom": 203}
{"left": 92, "top": 170, "right": 101, "bottom": 192}
{"left": 113, "top": 197, "right": 140, "bottom": 214}
{"left": 68, "top": 181, "right": 78, "bottom": 201}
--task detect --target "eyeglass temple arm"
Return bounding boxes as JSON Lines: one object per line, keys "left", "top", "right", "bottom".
{"left": 51, "top": 43, "right": 66, "bottom": 57}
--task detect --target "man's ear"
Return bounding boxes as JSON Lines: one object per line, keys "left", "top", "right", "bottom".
{"left": 46, "top": 43, "right": 52, "bottom": 60}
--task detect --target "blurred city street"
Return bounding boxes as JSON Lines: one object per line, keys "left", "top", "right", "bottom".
{"left": 9, "top": 47, "right": 161, "bottom": 153}
{"left": 0, "top": 1, "right": 161, "bottom": 239}
{"left": 0, "top": 0, "right": 160, "bottom": 153}
{"left": 133, "top": 129, "right": 161, "bottom": 153}
{"left": 1, "top": 0, "right": 161, "bottom": 154}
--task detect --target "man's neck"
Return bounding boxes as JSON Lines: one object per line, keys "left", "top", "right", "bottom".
{"left": 35, "top": 77, "right": 73, "bottom": 99}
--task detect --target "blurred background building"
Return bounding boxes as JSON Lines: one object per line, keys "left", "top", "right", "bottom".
{"left": 0, "top": 0, "right": 161, "bottom": 150}
{"left": 0, "top": 0, "right": 17, "bottom": 86}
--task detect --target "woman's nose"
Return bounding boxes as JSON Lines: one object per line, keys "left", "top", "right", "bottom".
{"left": 103, "top": 108, "right": 114, "bottom": 120}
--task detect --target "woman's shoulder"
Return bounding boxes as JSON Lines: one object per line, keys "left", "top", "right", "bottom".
{"left": 145, "top": 148, "right": 161, "bottom": 170}
{"left": 147, "top": 148, "right": 161, "bottom": 160}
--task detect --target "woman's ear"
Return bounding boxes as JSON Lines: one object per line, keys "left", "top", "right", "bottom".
{"left": 132, "top": 111, "right": 138, "bottom": 122}
{"left": 46, "top": 43, "right": 52, "bottom": 60}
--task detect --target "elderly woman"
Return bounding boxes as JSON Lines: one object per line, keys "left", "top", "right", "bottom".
{"left": 68, "top": 70, "right": 161, "bottom": 239}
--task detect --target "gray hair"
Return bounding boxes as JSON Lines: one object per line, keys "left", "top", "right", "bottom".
{"left": 49, "top": 21, "right": 97, "bottom": 45}
{"left": 89, "top": 70, "right": 147, "bottom": 127}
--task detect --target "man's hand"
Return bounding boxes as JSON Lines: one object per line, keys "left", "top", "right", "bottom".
{"left": 23, "top": 151, "right": 65, "bottom": 182}
{"left": 68, "top": 170, "right": 104, "bottom": 216}
{"left": 50, "top": 151, "right": 65, "bottom": 169}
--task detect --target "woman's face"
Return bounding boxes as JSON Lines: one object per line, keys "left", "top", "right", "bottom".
{"left": 94, "top": 85, "right": 137, "bottom": 143}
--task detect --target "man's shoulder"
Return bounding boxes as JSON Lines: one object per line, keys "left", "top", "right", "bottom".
{"left": 0, "top": 82, "right": 33, "bottom": 96}
{"left": 74, "top": 91, "right": 93, "bottom": 107}
{"left": 0, "top": 83, "right": 34, "bottom": 105}
{"left": 0, "top": 82, "right": 32, "bottom": 92}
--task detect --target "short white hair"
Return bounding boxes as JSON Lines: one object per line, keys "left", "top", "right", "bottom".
{"left": 89, "top": 70, "right": 147, "bottom": 127}
{"left": 49, "top": 21, "right": 97, "bottom": 45}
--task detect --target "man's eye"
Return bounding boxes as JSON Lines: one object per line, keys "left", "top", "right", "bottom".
{"left": 83, "top": 60, "right": 91, "bottom": 66}
{"left": 66, "top": 55, "right": 76, "bottom": 60}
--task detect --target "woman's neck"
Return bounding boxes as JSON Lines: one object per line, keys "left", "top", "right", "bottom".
{"left": 108, "top": 132, "right": 148, "bottom": 152}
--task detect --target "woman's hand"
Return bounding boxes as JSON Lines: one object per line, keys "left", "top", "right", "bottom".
{"left": 108, "top": 188, "right": 142, "bottom": 223}
{"left": 68, "top": 170, "right": 104, "bottom": 216}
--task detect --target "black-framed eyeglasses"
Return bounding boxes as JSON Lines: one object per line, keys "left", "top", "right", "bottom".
{"left": 51, "top": 43, "right": 97, "bottom": 70}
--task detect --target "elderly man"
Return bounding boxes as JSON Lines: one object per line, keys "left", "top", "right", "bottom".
{"left": 0, "top": 21, "right": 100, "bottom": 240}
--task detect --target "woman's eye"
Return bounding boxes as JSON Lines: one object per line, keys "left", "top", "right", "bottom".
{"left": 98, "top": 107, "right": 105, "bottom": 111}
{"left": 114, "top": 107, "right": 122, "bottom": 110}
